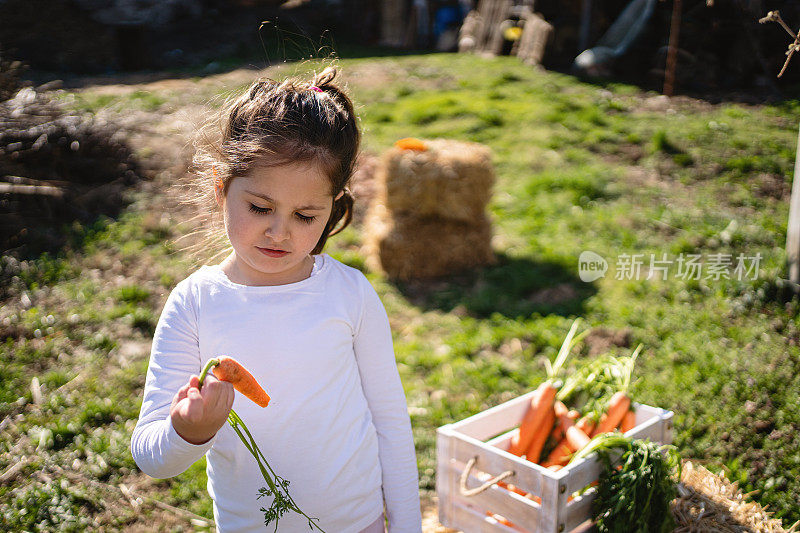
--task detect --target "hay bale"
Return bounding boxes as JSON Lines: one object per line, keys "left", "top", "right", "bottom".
{"left": 363, "top": 138, "right": 496, "bottom": 280}
{"left": 672, "top": 461, "right": 795, "bottom": 532}
{"left": 377, "top": 139, "right": 495, "bottom": 223}
{"left": 363, "top": 203, "right": 495, "bottom": 280}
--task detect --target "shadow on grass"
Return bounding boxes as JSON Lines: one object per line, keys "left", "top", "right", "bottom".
{"left": 393, "top": 252, "right": 597, "bottom": 319}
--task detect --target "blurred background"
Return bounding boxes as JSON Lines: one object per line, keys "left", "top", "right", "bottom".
{"left": 1, "top": 0, "right": 800, "bottom": 90}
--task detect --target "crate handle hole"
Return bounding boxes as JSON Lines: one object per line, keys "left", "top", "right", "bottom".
{"left": 459, "top": 456, "right": 515, "bottom": 497}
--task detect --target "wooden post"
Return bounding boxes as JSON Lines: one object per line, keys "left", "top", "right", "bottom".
{"left": 786, "top": 124, "right": 800, "bottom": 283}
{"left": 663, "top": 0, "right": 682, "bottom": 96}
{"left": 578, "top": 0, "right": 592, "bottom": 52}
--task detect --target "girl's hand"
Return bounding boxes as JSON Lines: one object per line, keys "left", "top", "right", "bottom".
{"left": 170, "top": 374, "right": 234, "bottom": 445}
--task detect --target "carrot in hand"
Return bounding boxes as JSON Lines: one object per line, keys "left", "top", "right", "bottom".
{"left": 207, "top": 356, "right": 271, "bottom": 407}
{"left": 197, "top": 357, "right": 321, "bottom": 530}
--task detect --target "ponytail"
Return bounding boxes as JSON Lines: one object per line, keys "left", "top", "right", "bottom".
{"left": 313, "top": 187, "right": 354, "bottom": 254}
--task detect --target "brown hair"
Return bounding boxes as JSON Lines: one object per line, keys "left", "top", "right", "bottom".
{"left": 183, "top": 66, "right": 359, "bottom": 261}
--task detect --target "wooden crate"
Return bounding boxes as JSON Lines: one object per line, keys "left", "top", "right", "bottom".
{"left": 436, "top": 392, "right": 673, "bottom": 533}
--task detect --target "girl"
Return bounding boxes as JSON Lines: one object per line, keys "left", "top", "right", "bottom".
{"left": 131, "top": 67, "right": 423, "bottom": 532}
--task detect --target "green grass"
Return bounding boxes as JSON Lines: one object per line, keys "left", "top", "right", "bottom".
{"left": 2, "top": 52, "right": 800, "bottom": 527}
{"left": 56, "top": 90, "right": 168, "bottom": 113}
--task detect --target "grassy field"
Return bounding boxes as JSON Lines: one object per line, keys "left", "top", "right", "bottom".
{"left": 2, "top": 52, "right": 800, "bottom": 529}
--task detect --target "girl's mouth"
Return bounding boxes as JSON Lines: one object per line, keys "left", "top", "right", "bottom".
{"left": 257, "top": 247, "right": 288, "bottom": 258}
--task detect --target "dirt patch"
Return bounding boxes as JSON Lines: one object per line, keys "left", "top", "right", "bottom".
{"left": 584, "top": 327, "right": 633, "bottom": 356}
{"left": 527, "top": 282, "right": 578, "bottom": 306}
{"left": 753, "top": 172, "right": 790, "bottom": 200}
{"left": 422, "top": 493, "right": 459, "bottom": 533}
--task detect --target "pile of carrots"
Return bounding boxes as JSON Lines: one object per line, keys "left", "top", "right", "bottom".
{"left": 487, "top": 320, "right": 643, "bottom": 511}
{"left": 510, "top": 386, "right": 636, "bottom": 470}
{"left": 506, "top": 321, "right": 640, "bottom": 469}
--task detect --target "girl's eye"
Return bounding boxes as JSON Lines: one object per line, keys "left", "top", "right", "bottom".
{"left": 295, "top": 213, "right": 315, "bottom": 224}
{"left": 249, "top": 204, "right": 270, "bottom": 215}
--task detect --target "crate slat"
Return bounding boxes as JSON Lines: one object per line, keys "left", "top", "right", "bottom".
{"left": 437, "top": 426, "right": 458, "bottom": 526}
{"left": 449, "top": 429, "right": 548, "bottom": 496}
{"left": 451, "top": 501, "right": 524, "bottom": 532}
{"left": 438, "top": 395, "right": 674, "bottom": 533}
{"left": 450, "top": 391, "right": 538, "bottom": 440}
{"left": 486, "top": 428, "right": 517, "bottom": 449}
{"left": 563, "top": 453, "right": 603, "bottom": 497}
{"left": 563, "top": 492, "right": 594, "bottom": 531}
{"left": 448, "top": 458, "right": 541, "bottom": 525}
{"left": 538, "top": 465, "right": 566, "bottom": 533}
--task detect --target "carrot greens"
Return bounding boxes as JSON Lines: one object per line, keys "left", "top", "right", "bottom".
{"left": 198, "top": 359, "right": 324, "bottom": 532}
{"left": 570, "top": 434, "right": 681, "bottom": 533}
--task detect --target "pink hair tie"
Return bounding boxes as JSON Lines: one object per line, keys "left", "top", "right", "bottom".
{"left": 310, "top": 86, "right": 323, "bottom": 92}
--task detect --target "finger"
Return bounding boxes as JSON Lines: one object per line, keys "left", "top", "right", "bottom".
{"left": 189, "top": 375, "right": 200, "bottom": 389}
{"left": 199, "top": 379, "right": 217, "bottom": 400}
{"left": 184, "top": 388, "right": 205, "bottom": 422}
{"left": 172, "top": 383, "right": 191, "bottom": 407}
{"left": 219, "top": 382, "right": 234, "bottom": 412}
{"left": 224, "top": 382, "right": 235, "bottom": 410}
{"left": 177, "top": 380, "right": 191, "bottom": 396}
{"left": 208, "top": 381, "right": 230, "bottom": 415}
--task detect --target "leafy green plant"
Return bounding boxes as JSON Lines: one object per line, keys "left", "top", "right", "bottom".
{"left": 571, "top": 434, "right": 681, "bottom": 533}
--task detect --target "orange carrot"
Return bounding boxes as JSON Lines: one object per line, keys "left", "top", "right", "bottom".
{"left": 394, "top": 137, "right": 427, "bottom": 151}
{"left": 549, "top": 401, "right": 571, "bottom": 443}
{"left": 542, "top": 411, "right": 591, "bottom": 466}
{"left": 508, "top": 382, "right": 557, "bottom": 456}
{"left": 620, "top": 409, "right": 636, "bottom": 433}
{"left": 209, "top": 356, "right": 271, "bottom": 407}
{"left": 485, "top": 511, "right": 515, "bottom": 528}
{"left": 524, "top": 404, "right": 556, "bottom": 463}
{"left": 591, "top": 391, "right": 631, "bottom": 437}
{"left": 554, "top": 401, "right": 569, "bottom": 420}
{"left": 565, "top": 425, "right": 591, "bottom": 452}
{"left": 576, "top": 416, "right": 595, "bottom": 436}
{"left": 543, "top": 438, "right": 572, "bottom": 466}
{"left": 498, "top": 481, "right": 527, "bottom": 497}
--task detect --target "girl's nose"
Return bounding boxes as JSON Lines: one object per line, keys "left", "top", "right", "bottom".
{"left": 265, "top": 215, "right": 289, "bottom": 242}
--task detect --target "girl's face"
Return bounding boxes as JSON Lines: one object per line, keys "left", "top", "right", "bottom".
{"left": 216, "top": 160, "right": 342, "bottom": 286}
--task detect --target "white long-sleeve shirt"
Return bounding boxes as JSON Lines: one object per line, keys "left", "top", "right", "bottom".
{"left": 131, "top": 254, "right": 422, "bottom": 532}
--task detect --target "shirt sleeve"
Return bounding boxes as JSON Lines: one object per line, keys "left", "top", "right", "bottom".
{"left": 353, "top": 276, "right": 423, "bottom": 532}
{"left": 130, "top": 279, "right": 217, "bottom": 478}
